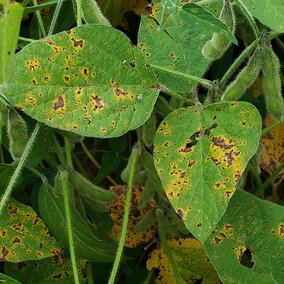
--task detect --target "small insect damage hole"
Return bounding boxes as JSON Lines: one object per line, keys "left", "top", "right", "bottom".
{"left": 240, "top": 248, "right": 254, "bottom": 268}
{"left": 130, "top": 62, "right": 136, "bottom": 68}
{"left": 133, "top": 210, "right": 141, "bottom": 218}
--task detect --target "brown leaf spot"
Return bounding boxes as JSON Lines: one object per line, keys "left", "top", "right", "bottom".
{"left": 188, "top": 160, "right": 196, "bottom": 168}
{"left": 70, "top": 37, "right": 85, "bottom": 48}
{"left": 11, "top": 236, "right": 21, "bottom": 244}
{"left": 53, "top": 96, "right": 65, "bottom": 111}
{"left": 212, "top": 136, "right": 234, "bottom": 150}
{"left": 0, "top": 247, "right": 9, "bottom": 260}
{"left": 213, "top": 236, "right": 222, "bottom": 244}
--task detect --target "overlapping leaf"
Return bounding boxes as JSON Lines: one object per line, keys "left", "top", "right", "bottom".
{"left": 0, "top": 198, "right": 61, "bottom": 262}
{"left": 4, "top": 25, "right": 159, "bottom": 138}
{"left": 137, "top": 2, "right": 227, "bottom": 93}
{"left": 154, "top": 102, "right": 262, "bottom": 242}
{"left": 205, "top": 189, "right": 284, "bottom": 284}
{"left": 242, "top": 0, "right": 284, "bottom": 33}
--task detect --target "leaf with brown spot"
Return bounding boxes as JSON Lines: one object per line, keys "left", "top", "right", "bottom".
{"left": 108, "top": 185, "right": 157, "bottom": 248}
{"left": 0, "top": 198, "right": 61, "bottom": 262}
{"left": 205, "top": 190, "right": 284, "bottom": 284}
{"left": 4, "top": 255, "right": 86, "bottom": 283}
{"left": 147, "top": 238, "right": 221, "bottom": 283}
{"left": 154, "top": 102, "right": 262, "bottom": 242}
{"left": 4, "top": 25, "right": 159, "bottom": 138}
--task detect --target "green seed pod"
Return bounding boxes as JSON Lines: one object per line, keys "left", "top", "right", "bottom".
{"left": 156, "top": 209, "right": 180, "bottom": 239}
{"left": 221, "top": 45, "right": 264, "bottom": 101}
{"left": 84, "top": 197, "right": 109, "bottom": 212}
{"left": 0, "top": 101, "right": 8, "bottom": 125}
{"left": 133, "top": 169, "right": 147, "bottom": 184}
{"left": 7, "top": 109, "right": 29, "bottom": 161}
{"left": 141, "top": 112, "right": 156, "bottom": 149}
{"left": 262, "top": 44, "right": 284, "bottom": 121}
{"left": 134, "top": 208, "right": 156, "bottom": 233}
{"left": 67, "top": 169, "right": 116, "bottom": 202}
{"left": 202, "top": 0, "right": 235, "bottom": 60}
{"left": 138, "top": 178, "right": 156, "bottom": 209}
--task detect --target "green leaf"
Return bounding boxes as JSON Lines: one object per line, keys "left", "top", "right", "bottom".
{"left": 205, "top": 190, "right": 284, "bottom": 284}
{"left": 4, "top": 25, "right": 159, "bottom": 138}
{"left": 5, "top": 256, "right": 87, "bottom": 283}
{"left": 242, "top": 0, "right": 284, "bottom": 33}
{"left": 0, "top": 198, "right": 61, "bottom": 262}
{"left": 137, "top": 2, "right": 221, "bottom": 92}
{"left": 153, "top": 101, "right": 262, "bottom": 243}
{"left": 0, "top": 0, "right": 23, "bottom": 84}
{"left": 38, "top": 186, "right": 116, "bottom": 262}
{"left": 182, "top": 3, "right": 237, "bottom": 44}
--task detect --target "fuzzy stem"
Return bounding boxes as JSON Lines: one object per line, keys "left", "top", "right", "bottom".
{"left": 262, "top": 121, "right": 283, "bottom": 136}
{"left": 151, "top": 64, "right": 213, "bottom": 89}
{"left": 32, "top": 0, "right": 47, "bottom": 37}
{"left": 0, "top": 122, "right": 40, "bottom": 214}
{"left": 156, "top": 209, "right": 182, "bottom": 284}
{"left": 18, "top": 36, "right": 36, "bottom": 43}
{"left": 108, "top": 146, "right": 139, "bottom": 284}
{"left": 52, "top": 134, "right": 66, "bottom": 165}
{"left": 160, "top": 86, "right": 195, "bottom": 104}
{"left": 234, "top": 0, "right": 260, "bottom": 37}
{"left": 48, "top": 0, "right": 64, "bottom": 36}
{"left": 64, "top": 136, "right": 73, "bottom": 169}
{"left": 61, "top": 170, "right": 80, "bottom": 284}
{"left": 75, "top": 0, "right": 82, "bottom": 26}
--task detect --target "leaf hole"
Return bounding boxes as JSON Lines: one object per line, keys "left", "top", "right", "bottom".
{"left": 240, "top": 248, "right": 254, "bottom": 268}
{"left": 133, "top": 210, "right": 141, "bottom": 218}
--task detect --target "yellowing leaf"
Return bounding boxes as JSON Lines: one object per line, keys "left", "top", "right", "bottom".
{"left": 0, "top": 198, "right": 61, "bottom": 262}
{"left": 147, "top": 238, "right": 220, "bottom": 283}
{"left": 109, "top": 185, "right": 157, "bottom": 248}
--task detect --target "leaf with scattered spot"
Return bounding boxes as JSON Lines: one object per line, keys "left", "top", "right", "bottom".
{"left": 0, "top": 198, "right": 61, "bottom": 262}
{"left": 38, "top": 186, "right": 116, "bottom": 262}
{"left": 108, "top": 185, "right": 157, "bottom": 248}
{"left": 0, "top": 0, "right": 23, "bottom": 84}
{"left": 154, "top": 101, "right": 262, "bottom": 242}
{"left": 242, "top": 0, "right": 284, "bottom": 33}
{"left": 137, "top": 2, "right": 223, "bottom": 93}
{"left": 4, "top": 25, "right": 159, "bottom": 138}
{"left": 205, "top": 189, "right": 284, "bottom": 284}
{"left": 146, "top": 238, "right": 221, "bottom": 283}
{"left": 4, "top": 255, "right": 86, "bottom": 283}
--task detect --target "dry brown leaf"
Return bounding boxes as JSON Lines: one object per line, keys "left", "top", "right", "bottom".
{"left": 260, "top": 115, "right": 284, "bottom": 178}
{"left": 108, "top": 184, "right": 157, "bottom": 248}
{"left": 147, "top": 238, "right": 220, "bottom": 284}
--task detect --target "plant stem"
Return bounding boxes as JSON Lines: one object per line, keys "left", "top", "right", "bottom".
{"left": 52, "top": 134, "right": 66, "bottom": 165}
{"left": 160, "top": 86, "right": 195, "bottom": 104}
{"left": 28, "top": 167, "right": 53, "bottom": 190}
{"left": 48, "top": 0, "right": 64, "bottom": 36}
{"left": 86, "top": 262, "right": 94, "bottom": 284}
{"left": 61, "top": 170, "right": 80, "bottom": 284}
{"left": 80, "top": 140, "right": 117, "bottom": 186}
{"left": 256, "top": 162, "right": 284, "bottom": 197}
{"left": 71, "top": 151, "right": 88, "bottom": 177}
{"left": 75, "top": 0, "right": 82, "bottom": 26}
{"left": 0, "top": 122, "right": 40, "bottom": 214}
{"left": 108, "top": 146, "right": 139, "bottom": 284}
{"left": 234, "top": 0, "right": 260, "bottom": 38}
{"left": 262, "top": 121, "right": 283, "bottom": 136}
{"left": 151, "top": 64, "right": 213, "bottom": 89}
{"left": 143, "top": 270, "right": 154, "bottom": 284}
{"left": 64, "top": 136, "right": 73, "bottom": 169}
{"left": 156, "top": 209, "right": 182, "bottom": 284}
{"left": 220, "top": 38, "right": 258, "bottom": 88}
{"left": 18, "top": 36, "right": 36, "bottom": 43}
{"left": 32, "top": 0, "right": 47, "bottom": 37}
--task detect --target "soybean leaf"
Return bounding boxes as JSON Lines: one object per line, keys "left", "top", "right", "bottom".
{"left": 4, "top": 25, "right": 159, "bottom": 138}
{"left": 4, "top": 256, "right": 86, "bottom": 283}
{"left": 205, "top": 189, "right": 284, "bottom": 284}
{"left": 137, "top": 2, "right": 223, "bottom": 93}
{"left": 0, "top": 198, "right": 61, "bottom": 262}
{"left": 147, "top": 238, "right": 220, "bottom": 283}
{"left": 38, "top": 186, "right": 116, "bottom": 262}
{"left": 0, "top": 0, "right": 23, "bottom": 84}
{"left": 182, "top": 3, "right": 237, "bottom": 44}
{"left": 242, "top": 0, "right": 284, "bottom": 33}
{"left": 0, "top": 272, "right": 21, "bottom": 284}
{"left": 154, "top": 102, "right": 262, "bottom": 243}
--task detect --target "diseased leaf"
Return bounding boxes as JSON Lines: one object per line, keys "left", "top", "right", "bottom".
{"left": 242, "top": 0, "right": 284, "bottom": 33}
{"left": 5, "top": 255, "right": 86, "bottom": 283}
{"left": 0, "top": 0, "right": 23, "bottom": 84}
{"left": 154, "top": 102, "right": 262, "bottom": 242}
{"left": 109, "top": 185, "right": 157, "bottom": 248}
{"left": 4, "top": 25, "right": 159, "bottom": 138}
{"left": 205, "top": 189, "right": 284, "bottom": 284}
{"left": 38, "top": 186, "right": 116, "bottom": 262}
{"left": 137, "top": 2, "right": 224, "bottom": 93}
{"left": 0, "top": 198, "right": 61, "bottom": 262}
{"left": 147, "top": 238, "right": 221, "bottom": 283}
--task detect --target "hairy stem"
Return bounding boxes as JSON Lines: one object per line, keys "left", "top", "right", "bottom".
{"left": 48, "top": 0, "right": 65, "bottom": 36}
{"left": 32, "top": 0, "right": 47, "bottom": 37}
